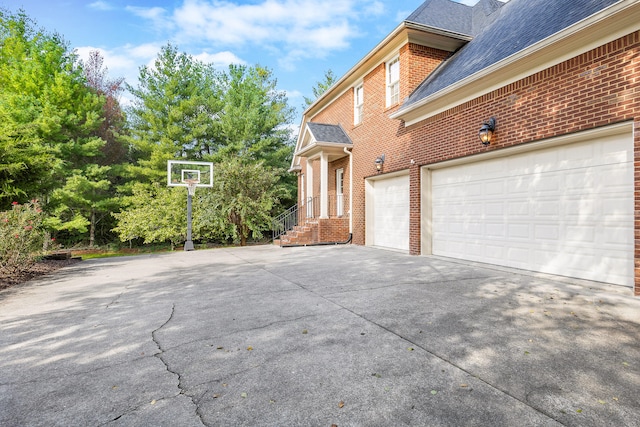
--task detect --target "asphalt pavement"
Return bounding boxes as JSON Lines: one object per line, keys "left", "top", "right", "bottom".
{"left": 1, "top": 245, "right": 639, "bottom": 426}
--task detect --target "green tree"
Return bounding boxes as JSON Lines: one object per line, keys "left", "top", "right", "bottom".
{"left": 112, "top": 184, "right": 187, "bottom": 250}
{"left": 0, "top": 9, "right": 106, "bottom": 209}
{"left": 198, "top": 157, "right": 286, "bottom": 246}
{"left": 45, "top": 164, "right": 118, "bottom": 247}
{"left": 303, "top": 69, "right": 336, "bottom": 107}
{"left": 115, "top": 44, "right": 296, "bottom": 247}
{"left": 124, "top": 44, "right": 222, "bottom": 186}
{"left": 214, "top": 64, "right": 295, "bottom": 168}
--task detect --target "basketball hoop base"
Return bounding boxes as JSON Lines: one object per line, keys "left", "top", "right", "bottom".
{"left": 184, "top": 240, "right": 195, "bottom": 251}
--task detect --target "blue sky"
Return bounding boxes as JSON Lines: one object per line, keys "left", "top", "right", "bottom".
{"left": 6, "top": 0, "right": 484, "bottom": 121}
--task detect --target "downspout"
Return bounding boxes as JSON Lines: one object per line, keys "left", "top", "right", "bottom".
{"left": 280, "top": 147, "right": 354, "bottom": 248}
{"left": 344, "top": 146, "right": 353, "bottom": 235}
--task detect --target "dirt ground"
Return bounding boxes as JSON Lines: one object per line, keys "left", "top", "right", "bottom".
{"left": 0, "top": 258, "right": 81, "bottom": 291}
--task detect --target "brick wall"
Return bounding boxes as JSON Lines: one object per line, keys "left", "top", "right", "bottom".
{"left": 299, "top": 31, "right": 640, "bottom": 294}
{"left": 318, "top": 218, "right": 350, "bottom": 242}
{"left": 311, "top": 44, "right": 449, "bottom": 246}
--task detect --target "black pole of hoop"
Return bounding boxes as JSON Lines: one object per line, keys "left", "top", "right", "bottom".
{"left": 184, "top": 181, "right": 197, "bottom": 251}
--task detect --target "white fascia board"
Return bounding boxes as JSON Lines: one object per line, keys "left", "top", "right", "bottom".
{"left": 290, "top": 117, "right": 312, "bottom": 172}
{"left": 392, "top": 0, "right": 640, "bottom": 127}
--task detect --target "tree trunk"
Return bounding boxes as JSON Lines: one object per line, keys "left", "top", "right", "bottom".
{"left": 240, "top": 227, "right": 247, "bottom": 246}
{"left": 90, "top": 209, "right": 96, "bottom": 247}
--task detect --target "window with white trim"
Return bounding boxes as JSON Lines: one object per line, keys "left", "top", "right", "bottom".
{"left": 354, "top": 84, "right": 364, "bottom": 125}
{"left": 386, "top": 56, "right": 400, "bottom": 107}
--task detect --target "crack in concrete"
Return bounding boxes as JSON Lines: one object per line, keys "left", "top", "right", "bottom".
{"left": 105, "top": 280, "right": 137, "bottom": 309}
{"left": 97, "top": 394, "right": 186, "bottom": 426}
{"left": 155, "top": 307, "right": 344, "bottom": 354}
{"left": 151, "top": 303, "right": 208, "bottom": 427}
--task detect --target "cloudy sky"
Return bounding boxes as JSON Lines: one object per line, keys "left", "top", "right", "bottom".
{"left": 6, "top": 0, "right": 485, "bottom": 121}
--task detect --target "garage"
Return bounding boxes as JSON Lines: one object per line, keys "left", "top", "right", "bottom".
{"left": 427, "top": 126, "right": 634, "bottom": 287}
{"left": 366, "top": 173, "right": 410, "bottom": 251}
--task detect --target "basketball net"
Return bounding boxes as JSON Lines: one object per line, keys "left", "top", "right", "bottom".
{"left": 185, "top": 179, "right": 199, "bottom": 196}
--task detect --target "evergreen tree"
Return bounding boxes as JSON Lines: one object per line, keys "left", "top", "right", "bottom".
{"left": 124, "top": 44, "right": 222, "bottom": 186}
{"left": 0, "top": 9, "right": 105, "bottom": 209}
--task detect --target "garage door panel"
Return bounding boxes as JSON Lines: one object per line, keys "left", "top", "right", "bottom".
{"left": 369, "top": 174, "right": 409, "bottom": 251}
{"left": 486, "top": 223, "right": 506, "bottom": 237}
{"left": 485, "top": 202, "right": 504, "bottom": 216}
{"left": 431, "top": 131, "right": 633, "bottom": 287}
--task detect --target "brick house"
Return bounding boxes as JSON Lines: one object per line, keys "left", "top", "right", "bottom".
{"left": 284, "top": 0, "right": 640, "bottom": 295}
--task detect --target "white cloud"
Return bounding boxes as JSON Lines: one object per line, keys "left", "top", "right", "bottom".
{"left": 125, "top": 6, "right": 174, "bottom": 32}
{"left": 119, "top": 0, "right": 396, "bottom": 70}
{"left": 170, "top": 0, "right": 359, "bottom": 61}
{"left": 363, "top": 1, "right": 385, "bottom": 17}
{"left": 193, "top": 51, "right": 247, "bottom": 68}
{"left": 285, "top": 89, "right": 303, "bottom": 100}
{"left": 88, "top": 1, "right": 114, "bottom": 11}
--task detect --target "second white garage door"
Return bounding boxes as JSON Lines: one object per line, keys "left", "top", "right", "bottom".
{"left": 430, "top": 129, "right": 634, "bottom": 287}
{"left": 367, "top": 174, "right": 410, "bottom": 251}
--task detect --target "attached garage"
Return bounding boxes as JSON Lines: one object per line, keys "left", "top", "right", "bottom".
{"left": 423, "top": 124, "right": 634, "bottom": 287}
{"left": 366, "top": 173, "right": 410, "bottom": 251}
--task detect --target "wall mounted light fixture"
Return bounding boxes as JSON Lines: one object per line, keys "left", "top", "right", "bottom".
{"left": 478, "top": 117, "right": 496, "bottom": 146}
{"left": 375, "top": 154, "right": 385, "bottom": 172}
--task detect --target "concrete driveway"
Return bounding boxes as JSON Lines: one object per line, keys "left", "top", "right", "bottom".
{"left": 1, "top": 245, "right": 639, "bottom": 426}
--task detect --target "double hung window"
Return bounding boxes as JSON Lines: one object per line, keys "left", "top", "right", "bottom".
{"left": 354, "top": 84, "right": 364, "bottom": 125}
{"left": 386, "top": 56, "right": 400, "bottom": 107}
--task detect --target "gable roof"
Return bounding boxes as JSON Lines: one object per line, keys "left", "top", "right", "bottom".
{"left": 290, "top": 122, "right": 353, "bottom": 170}
{"left": 406, "top": 0, "right": 505, "bottom": 37}
{"left": 401, "top": 0, "right": 623, "bottom": 111}
{"left": 306, "top": 123, "right": 352, "bottom": 145}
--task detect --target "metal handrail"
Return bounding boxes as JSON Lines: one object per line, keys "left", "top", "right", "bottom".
{"left": 272, "top": 204, "right": 299, "bottom": 241}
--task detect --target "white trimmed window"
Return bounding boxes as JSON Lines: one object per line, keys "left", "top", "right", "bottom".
{"left": 354, "top": 84, "right": 364, "bottom": 125}
{"left": 386, "top": 56, "right": 400, "bottom": 106}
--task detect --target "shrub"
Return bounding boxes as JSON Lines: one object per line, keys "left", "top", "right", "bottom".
{"left": 0, "top": 200, "right": 49, "bottom": 277}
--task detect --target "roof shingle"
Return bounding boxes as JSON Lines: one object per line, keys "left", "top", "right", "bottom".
{"left": 306, "top": 122, "right": 352, "bottom": 145}
{"left": 403, "top": 0, "right": 621, "bottom": 109}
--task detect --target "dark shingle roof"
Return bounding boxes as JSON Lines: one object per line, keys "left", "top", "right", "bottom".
{"left": 406, "top": 0, "right": 505, "bottom": 37}
{"left": 406, "top": 0, "right": 472, "bottom": 35}
{"left": 307, "top": 122, "right": 352, "bottom": 145}
{"left": 403, "top": 0, "right": 621, "bottom": 109}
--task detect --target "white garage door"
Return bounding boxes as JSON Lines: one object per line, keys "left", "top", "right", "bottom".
{"left": 368, "top": 174, "right": 410, "bottom": 251}
{"left": 431, "top": 131, "right": 634, "bottom": 287}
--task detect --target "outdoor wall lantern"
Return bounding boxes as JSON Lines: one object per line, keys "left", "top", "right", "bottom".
{"left": 375, "top": 154, "right": 385, "bottom": 172}
{"left": 478, "top": 117, "right": 496, "bottom": 146}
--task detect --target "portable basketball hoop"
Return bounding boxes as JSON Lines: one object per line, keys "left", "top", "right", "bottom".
{"left": 167, "top": 160, "right": 214, "bottom": 252}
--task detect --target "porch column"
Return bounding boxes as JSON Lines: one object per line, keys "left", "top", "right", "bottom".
{"left": 320, "top": 152, "right": 329, "bottom": 218}
{"left": 306, "top": 159, "right": 313, "bottom": 218}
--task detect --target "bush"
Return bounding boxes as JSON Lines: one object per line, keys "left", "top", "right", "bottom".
{"left": 0, "top": 200, "right": 50, "bottom": 277}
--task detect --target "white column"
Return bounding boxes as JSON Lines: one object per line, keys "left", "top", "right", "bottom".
{"left": 306, "top": 160, "right": 313, "bottom": 218}
{"left": 320, "top": 152, "right": 329, "bottom": 219}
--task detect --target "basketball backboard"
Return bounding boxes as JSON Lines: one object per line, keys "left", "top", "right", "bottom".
{"left": 167, "top": 160, "right": 213, "bottom": 188}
